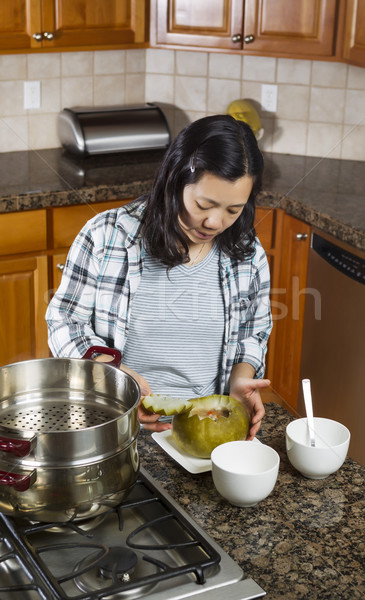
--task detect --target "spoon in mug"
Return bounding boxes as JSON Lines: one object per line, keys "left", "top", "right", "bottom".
{"left": 302, "top": 379, "right": 316, "bottom": 447}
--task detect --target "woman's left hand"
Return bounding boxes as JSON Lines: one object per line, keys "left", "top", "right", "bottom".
{"left": 229, "top": 377, "right": 270, "bottom": 440}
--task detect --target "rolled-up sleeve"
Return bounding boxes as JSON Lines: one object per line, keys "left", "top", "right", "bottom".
{"left": 46, "top": 224, "right": 106, "bottom": 358}
{"left": 234, "top": 245, "right": 272, "bottom": 378}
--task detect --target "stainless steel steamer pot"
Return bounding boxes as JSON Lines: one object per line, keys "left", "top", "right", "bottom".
{"left": 0, "top": 348, "right": 140, "bottom": 522}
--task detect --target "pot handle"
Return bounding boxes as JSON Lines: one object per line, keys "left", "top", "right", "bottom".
{"left": 0, "top": 433, "right": 36, "bottom": 457}
{"left": 82, "top": 345, "right": 122, "bottom": 368}
{"left": 0, "top": 463, "right": 37, "bottom": 492}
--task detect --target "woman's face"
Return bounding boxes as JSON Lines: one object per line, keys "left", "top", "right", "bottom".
{"left": 179, "top": 172, "right": 253, "bottom": 245}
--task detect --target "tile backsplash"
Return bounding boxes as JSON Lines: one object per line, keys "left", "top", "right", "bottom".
{"left": 0, "top": 48, "right": 364, "bottom": 160}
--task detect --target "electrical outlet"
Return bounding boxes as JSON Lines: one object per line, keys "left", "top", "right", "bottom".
{"left": 24, "top": 81, "right": 41, "bottom": 109}
{"left": 261, "top": 84, "right": 277, "bottom": 112}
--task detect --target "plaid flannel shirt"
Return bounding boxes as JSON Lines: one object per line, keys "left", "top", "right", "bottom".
{"left": 46, "top": 199, "right": 272, "bottom": 393}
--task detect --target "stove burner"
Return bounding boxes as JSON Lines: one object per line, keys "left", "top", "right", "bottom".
{"left": 74, "top": 546, "right": 158, "bottom": 598}
{"left": 99, "top": 547, "right": 138, "bottom": 581}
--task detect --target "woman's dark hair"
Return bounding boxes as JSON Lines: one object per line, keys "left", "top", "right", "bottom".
{"left": 141, "top": 114, "right": 264, "bottom": 266}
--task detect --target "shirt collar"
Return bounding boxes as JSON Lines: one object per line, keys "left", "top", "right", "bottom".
{"left": 115, "top": 197, "right": 146, "bottom": 247}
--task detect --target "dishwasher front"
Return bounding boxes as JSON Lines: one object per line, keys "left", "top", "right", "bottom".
{"left": 298, "top": 229, "right": 365, "bottom": 466}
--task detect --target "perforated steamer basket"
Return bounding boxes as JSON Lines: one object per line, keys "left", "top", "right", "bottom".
{"left": 0, "top": 350, "right": 141, "bottom": 522}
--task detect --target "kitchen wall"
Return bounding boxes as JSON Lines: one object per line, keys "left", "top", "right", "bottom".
{"left": 0, "top": 48, "right": 364, "bottom": 160}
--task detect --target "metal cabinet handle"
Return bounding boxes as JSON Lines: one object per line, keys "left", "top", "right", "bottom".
{"left": 56, "top": 263, "right": 65, "bottom": 271}
{"left": 43, "top": 32, "right": 54, "bottom": 40}
{"left": 244, "top": 34, "right": 255, "bottom": 44}
{"left": 33, "top": 33, "right": 43, "bottom": 41}
{"left": 296, "top": 233, "right": 308, "bottom": 241}
{"left": 231, "top": 34, "right": 242, "bottom": 43}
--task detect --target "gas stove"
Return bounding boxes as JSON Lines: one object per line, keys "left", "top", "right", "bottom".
{"left": 0, "top": 467, "right": 265, "bottom": 600}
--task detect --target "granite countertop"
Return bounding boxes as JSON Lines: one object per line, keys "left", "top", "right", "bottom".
{"left": 0, "top": 148, "right": 364, "bottom": 251}
{"left": 137, "top": 402, "right": 365, "bottom": 600}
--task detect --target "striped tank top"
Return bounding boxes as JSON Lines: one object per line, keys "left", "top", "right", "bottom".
{"left": 122, "top": 244, "right": 225, "bottom": 400}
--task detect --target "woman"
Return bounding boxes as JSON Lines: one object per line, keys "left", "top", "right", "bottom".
{"left": 46, "top": 115, "right": 272, "bottom": 437}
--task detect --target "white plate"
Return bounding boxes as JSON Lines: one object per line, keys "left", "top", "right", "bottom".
{"left": 151, "top": 430, "right": 262, "bottom": 474}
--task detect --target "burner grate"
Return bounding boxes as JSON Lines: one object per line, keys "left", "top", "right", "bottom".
{"left": 0, "top": 472, "right": 222, "bottom": 600}
{"left": 0, "top": 530, "right": 56, "bottom": 600}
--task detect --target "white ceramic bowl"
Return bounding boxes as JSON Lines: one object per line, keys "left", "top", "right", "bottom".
{"left": 286, "top": 417, "right": 350, "bottom": 479}
{"left": 211, "top": 441, "right": 280, "bottom": 507}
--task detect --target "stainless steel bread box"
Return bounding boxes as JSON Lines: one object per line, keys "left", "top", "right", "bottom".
{"left": 58, "top": 103, "right": 171, "bottom": 156}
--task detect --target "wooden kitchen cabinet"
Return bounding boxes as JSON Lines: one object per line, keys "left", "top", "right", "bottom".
{"left": 150, "top": 0, "right": 244, "bottom": 50}
{"left": 151, "top": 0, "right": 365, "bottom": 66}
{"left": 0, "top": 210, "right": 47, "bottom": 256}
{"left": 0, "top": 1, "right": 40, "bottom": 52}
{"left": 0, "top": 0, "right": 148, "bottom": 54}
{"left": 243, "top": 0, "right": 338, "bottom": 57}
{"left": 341, "top": 0, "right": 365, "bottom": 67}
{"left": 0, "top": 209, "right": 49, "bottom": 366}
{"left": 150, "top": 0, "right": 338, "bottom": 56}
{"left": 0, "top": 255, "right": 49, "bottom": 366}
{"left": 270, "top": 213, "right": 311, "bottom": 410}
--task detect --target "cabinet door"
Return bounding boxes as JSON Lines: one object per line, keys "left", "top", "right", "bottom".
{"left": 0, "top": 1, "right": 42, "bottom": 52}
{"left": 342, "top": 0, "right": 365, "bottom": 67}
{"left": 41, "top": 0, "right": 148, "bottom": 49}
{"left": 271, "top": 214, "right": 310, "bottom": 410}
{"left": 0, "top": 210, "right": 47, "bottom": 257}
{"left": 151, "top": 0, "right": 244, "bottom": 50}
{"left": 244, "top": 0, "right": 337, "bottom": 57}
{"left": 0, "top": 255, "right": 49, "bottom": 366}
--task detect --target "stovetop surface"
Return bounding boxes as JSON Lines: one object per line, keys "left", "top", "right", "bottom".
{"left": 0, "top": 468, "right": 265, "bottom": 600}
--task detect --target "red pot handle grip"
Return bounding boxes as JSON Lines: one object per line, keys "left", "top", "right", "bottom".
{"left": 0, "top": 468, "right": 36, "bottom": 492}
{"left": 82, "top": 346, "right": 122, "bottom": 368}
{"left": 0, "top": 435, "right": 36, "bottom": 457}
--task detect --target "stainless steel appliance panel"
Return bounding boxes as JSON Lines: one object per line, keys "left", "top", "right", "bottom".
{"left": 298, "top": 229, "right": 365, "bottom": 465}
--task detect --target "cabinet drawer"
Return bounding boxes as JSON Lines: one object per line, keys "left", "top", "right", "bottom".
{"left": 51, "top": 199, "right": 132, "bottom": 249}
{"left": 0, "top": 210, "right": 47, "bottom": 256}
{"left": 255, "top": 207, "right": 275, "bottom": 251}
